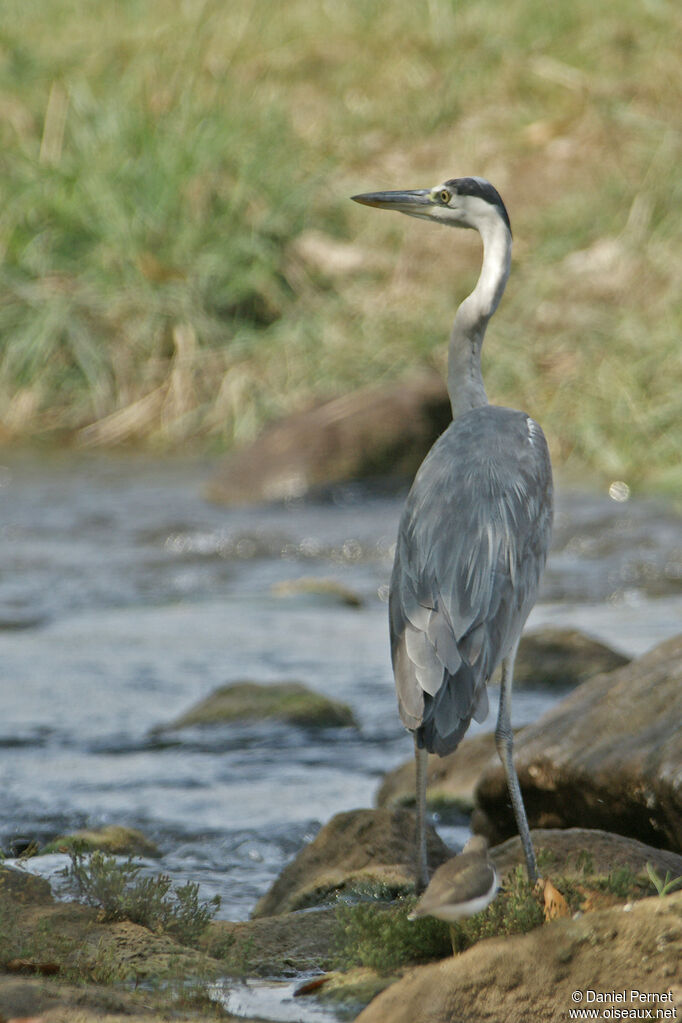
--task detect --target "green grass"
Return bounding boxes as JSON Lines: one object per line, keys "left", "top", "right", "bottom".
{"left": 332, "top": 867, "right": 547, "bottom": 974}
{"left": 646, "top": 863, "right": 682, "bottom": 897}
{"left": 0, "top": 0, "right": 680, "bottom": 491}
{"left": 333, "top": 898, "right": 451, "bottom": 975}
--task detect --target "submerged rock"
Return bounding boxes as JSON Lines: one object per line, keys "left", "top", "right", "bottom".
{"left": 41, "top": 824, "right": 160, "bottom": 858}
{"left": 475, "top": 634, "right": 682, "bottom": 851}
{"left": 153, "top": 680, "right": 358, "bottom": 733}
{"left": 252, "top": 808, "right": 451, "bottom": 918}
{"left": 355, "top": 890, "right": 682, "bottom": 1023}
{"left": 206, "top": 372, "right": 451, "bottom": 505}
{"left": 271, "top": 576, "right": 364, "bottom": 608}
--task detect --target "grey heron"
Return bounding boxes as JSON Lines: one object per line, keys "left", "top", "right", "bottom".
{"left": 352, "top": 177, "right": 552, "bottom": 890}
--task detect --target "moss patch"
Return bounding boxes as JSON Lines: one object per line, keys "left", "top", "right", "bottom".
{"left": 41, "top": 825, "right": 160, "bottom": 858}
{"left": 154, "top": 680, "right": 358, "bottom": 733}
{"left": 332, "top": 853, "right": 659, "bottom": 976}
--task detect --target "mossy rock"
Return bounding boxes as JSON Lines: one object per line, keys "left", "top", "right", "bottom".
{"left": 0, "top": 865, "right": 54, "bottom": 907}
{"left": 253, "top": 808, "right": 450, "bottom": 918}
{"left": 489, "top": 827, "right": 682, "bottom": 885}
{"left": 41, "top": 825, "right": 160, "bottom": 858}
{"left": 154, "top": 680, "right": 358, "bottom": 733}
{"left": 312, "top": 967, "right": 396, "bottom": 1013}
{"left": 271, "top": 576, "right": 363, "bottom": 608}
{"left": 203, "top": 907, "right": 338, "bottom": 976}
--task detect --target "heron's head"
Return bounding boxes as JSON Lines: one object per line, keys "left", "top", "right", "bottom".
{"left": 351, "top": 176, "right": 511, "bottom": 235}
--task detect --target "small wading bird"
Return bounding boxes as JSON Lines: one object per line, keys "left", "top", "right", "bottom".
{"left": 352, "top": 177, "right": 552, "bottom": 890}
{"left": 408, "top": 835, "right": 499, "bottom": 925}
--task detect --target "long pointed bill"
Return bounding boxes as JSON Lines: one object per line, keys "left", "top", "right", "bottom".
{"left": 351, "top": 189, "right": 433, "bottom": 219}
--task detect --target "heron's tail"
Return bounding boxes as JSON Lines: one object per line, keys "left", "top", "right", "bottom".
{"left": 415, "top": 661, "right": 488, "bottom": 756}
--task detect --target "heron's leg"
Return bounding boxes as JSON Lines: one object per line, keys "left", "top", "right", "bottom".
{"left": 495, "top": 643, "right": 539, "bottom": 883}
{"left": 414, "top": 737, "right": 429, "bottom": 894}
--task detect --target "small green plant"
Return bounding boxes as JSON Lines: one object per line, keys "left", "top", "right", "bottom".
{"left": 206, "top": 931, "right": 257, "bottom": 976}
{"left": 334, "top": 898, "right": 450, "bottom": 975}
{"left": 646, "top": 863, "right": 682, "bottom": 897}
{"left": 62, "top": 847, "right": 220, "bottom": 946}
{"left": 333, "top": 867, "right": 546, "bottom": 974}
{"left": 449, "top": 866, "right": 545, "bottom": 953}
{"left": 582, "top": 865, "right": 646, "bottom": 902}
{"left": 600, "top": 866, "right": 640, "bottom": 899}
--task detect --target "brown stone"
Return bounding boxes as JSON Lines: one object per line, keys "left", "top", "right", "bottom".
{"left": 252, "top": 808, "right": 451, "bottom": 918}
{"left": 490, "top": 827, "right": 682, "bottom": 882}
{"left": 207, "top": 372, "right": 451, "bottom": 505}
{"left": 474, "top": 635, "right": 682, "bottom": 851}
{"left": 508, "top": 627, "right": 629, "bottom": 689}
{"left": 355, "top": 891, "right": 682, "bottom": 1023}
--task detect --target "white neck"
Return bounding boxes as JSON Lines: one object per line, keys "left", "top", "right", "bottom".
{"left": 447, "top": 215, "right": 512, "bottom": 420}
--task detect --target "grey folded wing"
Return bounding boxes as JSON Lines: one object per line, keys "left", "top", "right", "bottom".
{"left": 389, "top": 407, "right": 553, "bottom": 755}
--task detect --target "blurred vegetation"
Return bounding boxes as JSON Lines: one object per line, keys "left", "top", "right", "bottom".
{"left": 0, "top": 0, "right": 680, "bottom": 490}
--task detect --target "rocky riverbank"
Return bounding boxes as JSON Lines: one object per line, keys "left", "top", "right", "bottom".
{"left": 2, "top": 633, "right": 680, "bottom": 1022}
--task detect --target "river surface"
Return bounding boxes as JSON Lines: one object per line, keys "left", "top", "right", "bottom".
{"left": 0, "top": 453, "right": 680, "bottom": 1011}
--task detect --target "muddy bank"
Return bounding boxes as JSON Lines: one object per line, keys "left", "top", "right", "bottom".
{"left": 355, "top": 891, "right": 682, "bottom": 1023}
{"left": 0, "top": 864, "right": 256, "bottom": 1023}
{"left": 3, "top": 813, "right": 682, "bottom": 1023}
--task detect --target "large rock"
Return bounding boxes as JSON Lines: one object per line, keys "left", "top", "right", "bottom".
{"left": 252, "top": 808, "right": 450, "bottom": 918}
{"left": 474, "top": 635, "right": 682, "bottom": 851}
{"left": 509, "top": 627, "right": 629, "bottom": 689}
{"left": 204, "top": 908, "right": 338, "bottom": 976}
{"left": 207, "top": 372, "right": 451, "bottom": 505}
{"left": 153, "top": 680, "right": 358, "bottom": 733}
{"left": 491, "top": 827, "right": 682, "bottom": 883}
{"left": 355, "top": 891, "right": 682, "bottom": 1023}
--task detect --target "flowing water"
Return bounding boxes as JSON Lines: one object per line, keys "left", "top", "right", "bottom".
{"left": 0, "top": 453, "right": 680, "bottom": 1017}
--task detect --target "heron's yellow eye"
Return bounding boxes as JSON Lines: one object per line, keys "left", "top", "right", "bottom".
{"left": 439, "top": 190, "right": 451, "bottom": 204}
